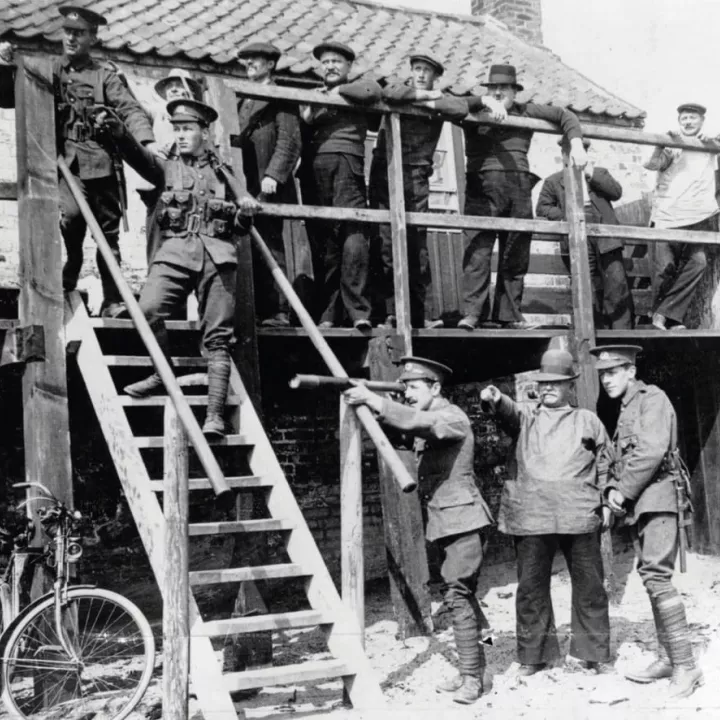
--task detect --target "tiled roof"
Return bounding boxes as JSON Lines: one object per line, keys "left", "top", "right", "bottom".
{"left": 1, "top": 0, "right": 645, "bottom": 124}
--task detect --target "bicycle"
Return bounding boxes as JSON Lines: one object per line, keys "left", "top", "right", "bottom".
{"left": 0, "top": 482, "right": 155, "bottom": 720}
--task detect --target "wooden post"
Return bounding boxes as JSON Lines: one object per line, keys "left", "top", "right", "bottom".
{"left": 368, "top": 338, "right": 432, "bottom": 638}
{"left": 386, "top": 112, "right": 412, "bottom": 355}
{"left": 340, "top": 398, "right": 364, "bottom": 644}
{"left": 163, "top": 401, "right": 190, "bottom": 720}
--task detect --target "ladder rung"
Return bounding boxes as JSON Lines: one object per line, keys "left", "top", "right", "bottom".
{"left": 189, "top": 519, "right": 293, "bottom": 535}
{"left": 190, "top": 563, "right": 309, "bottom": 585}
{"left": 105, "top": 355, "right": 207, "bottom": 367}
{"left": 91, "top": 318, "right": 197, "bottom": 331}
{"left": 135, "top": 434, "right": 251, "bottom": 448}
{"left": 150, "top": 476, "right": 273, "bottom": 492}
{"left": 200, "top": 610, "right": 331, "bottom": 636}
{"left": 119, "top": 395, "right": 241, "bottom": 406}
{"left": 223, "top": 659, "right": 352, "bottom": 692}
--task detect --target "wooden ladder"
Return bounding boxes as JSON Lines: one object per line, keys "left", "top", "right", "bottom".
{"left": 64, "top": 292, "right": 385, "bottom": 718}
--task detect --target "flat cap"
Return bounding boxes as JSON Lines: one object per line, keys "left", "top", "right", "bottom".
{"left": 677, "top": 102, "right": 706, "bottom": 116}
{"left": 59, "top": 5, "right": 107, "bottom": 30}
{"left": 167, "top": 98, "right": 218, "bottom": 126}
{"left": 237, "top": 42, "right": 282, "bottom": 62}
{"left": 398, "top": 356, "right": 452, "bottom": 384}
{"left": 154, "top": 69, "right": 202, "bottom": 101}
{"left": 408, "top": 53, "right": 444, "bottom": 76}
{"left": 530, "top": 348, "right": 579, "bottom": 382}
{"left": 589, "top": 344, "right": 642, "bottom": 370}
{"left": 313, "top": 41, "right": 355, "bottom": 62}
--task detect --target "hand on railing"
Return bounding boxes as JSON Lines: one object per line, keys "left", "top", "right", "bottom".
{"left": 569, "top": 137, "right": 588, "bottom": 169}
{"left": 478, "top": 96, "right": 507, "bottom": 122}
{"left": 0, "top": 41, "right": 16, "bottom": 66}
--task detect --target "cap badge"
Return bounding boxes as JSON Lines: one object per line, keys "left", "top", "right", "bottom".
{"left": 404, "top": 363, "right": 413, "bottom": 372}
{"left": 68, "top": 11, "right": 79, "bottom": 19}
{"left": 599, "top": 352, "right": 611, "bottom": 361}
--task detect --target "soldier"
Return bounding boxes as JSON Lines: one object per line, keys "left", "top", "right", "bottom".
{"left": 0, "top": 6, "right": 156, "bottom": 317}
{"left": 368, "top": 53, "right": 468, "bottom": 330}
{"left": 110, "top": 99, "right": 259, "bottom": 437}
{"left": 300, "top": 42, "right": 382, "bottom": 329}
{"left": 235, "top": 42, "right": 301, "bottom": 328}
{"left": 480, "top": 349, "right": 612, "bottom": 676}
{"left": 459, "top": 64, "right": 587, "bottom": 330}
{"left": 536, "top": 139, "right": 634, "bottom": 329}
{"left": 344, "top": 357, "right": 494, "bottom": 704}
{"left": 590, "top": 344, "right": 703, "bottom": 698}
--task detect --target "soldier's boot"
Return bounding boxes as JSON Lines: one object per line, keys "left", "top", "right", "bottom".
{"left": 202, "top": 349, "right": 231, "bottom": 439}
{"left": 97, "top": 241, "right": 128, "bottom": 318}
{"left": 450, "top": 606, "right": 484, "bottom": 705}
{"left": 658, "top": 594, "right": 704, "bottom": 699}
{"left": 625, "top": 602, "right": 672, "bottom": 683}
{"left": 123, "top": 319, "right": 172, "bottom": 398}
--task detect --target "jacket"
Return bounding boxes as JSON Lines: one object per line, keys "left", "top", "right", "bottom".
{"left": 607, "top": 380, "right": 680, "bottom": 523}
{"left": 236, "top": 81, "right": 301, "bottom": 200}
{"left": 536, "top": 168, "right": 624, "bottom": 254}
{"left": 463, "top": 98, "right": 583, "bottom": 174}
{"left": 490, "top": 395, "right": 610, "bottom": 535}
{"left": 378, "top": 396, "right": 493, "bottom": 542}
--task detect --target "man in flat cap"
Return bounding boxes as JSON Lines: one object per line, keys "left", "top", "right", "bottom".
{"left": 459, "top": 64, "right": 588, "bottom": 331}
{"left": 106, "top": 98, "right": 259, "bottom": 437}
{"left": 644, "top": 103, "right": 718, "bottom": 331}
{"left": 536, "top": 139, "right": 634, "bottom": 329}
{"left": 344, "top": 357, "right": 493, "bottom": 704}
{"left": 369, "top": 53, "right": 490, "bottom": 330}
{"left": 235, "top": 42, "right": 301, "bottom": 328}
{"left": 0, "top": 6, "right": 155, "bottom": 317}
{"left": 480, "top": 348, "right": 612, "bottom": 677}
{"left": 591, "top": 344, "right": 703, "bottom": 698}
{"left": 300, "top": 42, "right": 382, "bottom": 329}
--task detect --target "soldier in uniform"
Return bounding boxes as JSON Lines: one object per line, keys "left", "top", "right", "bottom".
{"left": 0, "top": 6, "right": 156, "bottom": 317}
{"left": 368, "top": 53, "right": 468, "bottom": 330}
{"left": 235, "top": 42, "right": 301, "bottom": 328}
{"left": 300, "top": 42, "right": 382, "bottom": 329}
{"left": 110, "top": 99, "right": 259, "bottom": 437}
{"left": 344, "top": 357, "right": 493, "bottom": 704}
{"left": 591, "top": 344, "right": 703, "bottom": 698}
{"left": 151, "top": 68, "right": 203, "bottom": 147}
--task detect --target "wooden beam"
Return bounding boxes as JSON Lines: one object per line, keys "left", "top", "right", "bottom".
{"left": 162, "top": 401, "right": 190, "bottom": 720}
{"left": 386, "top": 112, "right": 412, "bottom": 355}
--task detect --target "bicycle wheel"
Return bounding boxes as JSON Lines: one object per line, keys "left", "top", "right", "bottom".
{"left": 1, "top": 587, "right": 155, "bottom": 720}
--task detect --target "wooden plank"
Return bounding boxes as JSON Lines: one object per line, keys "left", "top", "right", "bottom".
{"left": 200, "top": 610, "right": 330, "bottom": 636}
{"left": 190, "top": 563, "right": 310, "bottom": 585}
{"left": 206, "top": 75, "right": 262, "bottom": 413}
{"left": 135, "top": 433, "right": 251, "bottom": 448}
{"left": 120, "top": 395, "right": 240, "bottom": 406}
{"left": 386, "top": 111, "right": 412, "bottom": 354}
{"left": 65, "top": 295, "right": 240, "bottom": 719}
{"left": 224, "top": 659, "right": 352, "bottom": 693}
{"left": 105, "top": 355, "right": 207, "bottom": 367}
{"left": 150, "top": 476, "right": 271, "bottom": 491}
{"left": 189, "top": 519, "right": 294, "bottom": 535}
{"left": 162, "top": 401, "right": 190, "bottom": 720}
{"left": 91, "top": 318, "right": 198, "bottom": 331}
{"left": 367, "top": 338, "right": 432, "bottom": 639}
{"left": 340, "top": 398, "right": 365, "bottom": 647}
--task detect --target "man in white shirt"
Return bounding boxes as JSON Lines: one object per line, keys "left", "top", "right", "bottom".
{"left": 644, "top": 103, "right": 719, "bottom": 330}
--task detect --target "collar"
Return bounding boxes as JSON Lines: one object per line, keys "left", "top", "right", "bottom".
{"left": 428, "top": 396, "right": 450, "bottom": 412}
{"left": 61, "top": 53, "right": 94, "bottom": 72}
{"left": 621, "top": 380, "right": 644, "bottom": 407}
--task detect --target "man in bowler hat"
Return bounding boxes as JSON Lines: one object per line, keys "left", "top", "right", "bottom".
{"left": 536, "top": 139, "right": 634, "bottom": 329}
{"left": 459, "top": 64, "right": 587, "bottom": 331}
{"left": 235, "top": 42, "right": 301, "bottom": 328}
{"left": 481, "top": 348, "right": 612, "bottom": 676}
{"left": 300, "top": 42, "right": 381, "bottom": 329}
{"left": 344, "top": 357, "right": 493, "bottom": 704}
{"left": 591, "top": 345, "right": 703, "bottom": 698}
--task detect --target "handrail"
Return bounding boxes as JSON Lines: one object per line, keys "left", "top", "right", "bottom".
{"left": 58, "top": 156, "right": 231, "bottom": 500}
{"left": 249, "top": 226, "right": 417, "bottom": 494}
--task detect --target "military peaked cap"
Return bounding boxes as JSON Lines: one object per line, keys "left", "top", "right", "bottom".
{"left": 677, "top": 102, "right": 706, "bottom": 116}
{"left": 59, "top": 5, "right": 107, "bottom": 30}
{"left": 398, "top": 356, "right": 453, "bottom": 384}
{"left": 589, "top": 344, "right": 642, "bottom": 370}
{"left": 237, "top": 42, "right": 282, "bottom": 62}
{"left": 154, "top": 69, "right": 203, "bottom": 101}
{"left": 408, "top": 53, "right": 444, "bottom": 76}
{"left": 313, "top": 41, "right": 356, "bottom": 62}
{"left": 167, "top": 99, "right": 218, "bottom": 126}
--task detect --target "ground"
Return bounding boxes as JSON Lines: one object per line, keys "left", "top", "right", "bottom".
{"left": 3, "top": 535, "right": 719, "bottom": 719}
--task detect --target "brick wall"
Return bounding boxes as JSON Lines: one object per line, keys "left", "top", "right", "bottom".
{"left": 472, "top": 0, "right": 544, "bottom": 45}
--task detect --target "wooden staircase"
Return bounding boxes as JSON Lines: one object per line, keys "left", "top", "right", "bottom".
{"left": 64, "top": 291, "right": 385, "bottom": 717}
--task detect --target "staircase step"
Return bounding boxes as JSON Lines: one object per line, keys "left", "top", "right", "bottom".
{"left": 189, "top": 519, "right": 293, "bottom": 535}
{"left": 119, "top": 395, "right": 240, "bottom": 406}
{"left": 150, "top": 476, "right": 273, "bottom": 492}
{"left": 105, "top": 355, "right": 207, "bottom": 367}
{"left": 200, "top": 610, "right": 331, "bottom": 636}
{"left": 91, "top": 318, "right": 197, "bottom": 331}
{"left": 223, "top": 659, "right": 352, "bottom": 692}
{"left": 135, "top": 434, "right": 251, "bottom": 448}
{"left": 190, "top": 563, "right": 309, "bottom": 585}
